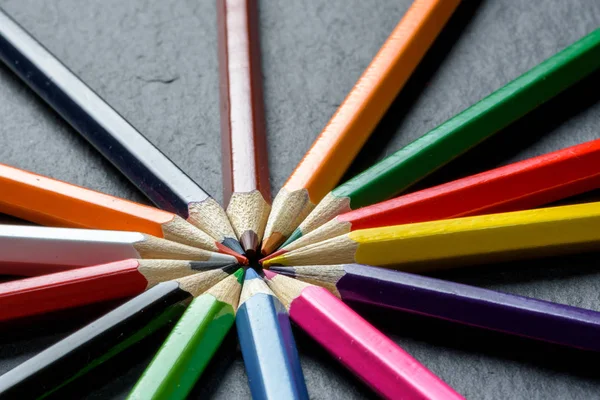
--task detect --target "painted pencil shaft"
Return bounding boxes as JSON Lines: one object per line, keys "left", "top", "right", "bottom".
{"left": 127, "top": 270, "right": 243, "bottom": 400}
{"left": 236, "top": 269, "right": 308, "bottom": 400}
{"left": 0, "top": 163, "right": 234, "bottom": 253}
{"left": 264, "top": 272, "right": 462, "bottom": 400}
{"left": 0, "top": 282, "right": 190, "bottom": 399}
{"left": 0, "top": 225, "right": 239, "bottom": 276}
{"left": 0, "top": 9, "right": 243, "bottom": 254}
{"left": 274, "top": 264, "right": 600, "bottom": 352}
{"left": 293, "top": 27, "right": 600, "bottom": 242}
{"left": 263, "top": 201, "right": 600, "bottom": 270}
{"left": 0, "top": 259, "right": 228, "bottom": 322}
{"left": 261, "top": 0, "right": 461, "bottom": 255}
{"left": 218, "top": 0, "right": 271, "bottom": 256}
{"left": 280, "top": 138, "right": 600, "bottom": 252}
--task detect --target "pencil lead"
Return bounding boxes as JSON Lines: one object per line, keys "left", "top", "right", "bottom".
{"left": 239, "top": 230, "right": 260, "bottom": 259}
{"left": 244, "top": 267, "right": 261, "bottom": 280}
{"left": 261, "top": 233, "right": 285, "bottom": 256}
{"left": 260, "top": 248, "right": 285, "bottom": 263}
{"left": 215, "top": 243, "right": 248, "bottom": 264}
{"left": 262, "top": 269, "right": 277, "bottom": 280}
{"left": 268, "top": 266, "right": 297, "bottom": 277}
{"left": 221, "top": 237, "right": 246, "bottom": 256}
{"left": 281, "top": 229, "right": 301, "bottom": 248}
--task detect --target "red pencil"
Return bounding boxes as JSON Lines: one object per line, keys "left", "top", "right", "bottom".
{"left": 274, "top": 138, "right": 600, "bottom": 254}
{"left": 263, "top": 270, "right": 463, "bottom": 400}
{"left": 0, "top": 259, "right": 236, "bottom": 322}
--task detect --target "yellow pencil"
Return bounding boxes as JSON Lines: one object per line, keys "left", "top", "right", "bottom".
{"left": 262, "top": 201, "right": 600, "bottom": 270}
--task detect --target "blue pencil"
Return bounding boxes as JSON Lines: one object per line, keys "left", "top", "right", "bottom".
{"left": 236, "top": 269, "right": 309, "bottom": 400}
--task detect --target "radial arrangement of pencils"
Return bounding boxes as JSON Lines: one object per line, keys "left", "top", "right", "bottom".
{"left": 1, "top": 1, "right": 600, "bottom": 399}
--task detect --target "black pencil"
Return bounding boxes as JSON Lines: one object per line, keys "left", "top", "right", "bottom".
{"left": 0, "top": 8, "right": 243, "bottom": 255}
{"left": 0, "top": 266, "right": 240, "bottom": 399}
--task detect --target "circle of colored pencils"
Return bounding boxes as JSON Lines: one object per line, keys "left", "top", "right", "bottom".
{"left": 262, "top": 201, "right": 600, "bottom": 271}
{"left": 271, "top": 264, "right": 600, "bottom": 352}
{"left": 127, "top": 269, "right": 243, "bottom": 400}
{"left": 217, "top": 0, "right": 271, "bottom": 258}
{"left": 270, "top": 138, "right": 600, "bottom": 256}
{"left": 0, "top": 163, "right": 246, "bottom": 260}
{"left": 263, "top": 270, "right": 463, "bottom": 399}
{"left": 260, "top": 0, "right": 462, "bottom": 255}
{"left": 285, "top": 27, "right": 600, "bottom": 248}
{"left": 235, "top": 269, "right": 309, "bottom": 400}
{"left": 0, "top": 9, "right": 244, "bottom": 256}
{"left": 0, "top": 268, "right": 239, "bottom": 399}
{"left": 0, "top": 259, "right": 237, "bottom": 322}
{"left": 0, "top": 225, "right": 243, "bottom": 276}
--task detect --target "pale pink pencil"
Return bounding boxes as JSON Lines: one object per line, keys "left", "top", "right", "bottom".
{"left": 263, "top": 270, "right": 463, "bottom": 400}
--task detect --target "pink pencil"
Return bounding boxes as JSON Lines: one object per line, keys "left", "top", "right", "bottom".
{"left": 263, "top": 270, "right": 462, "bottom": 400}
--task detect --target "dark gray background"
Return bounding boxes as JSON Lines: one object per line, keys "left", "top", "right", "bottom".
{"left": 0, "top": 0, "right": 600, "bottom": 398}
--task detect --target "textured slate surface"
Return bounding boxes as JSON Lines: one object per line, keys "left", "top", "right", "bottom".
{"left": 1, "top": 0, "right": 600, "bottom": 398}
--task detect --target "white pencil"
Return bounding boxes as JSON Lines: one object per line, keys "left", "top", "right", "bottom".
{"left": 0, "top": 225, "right": 239, "bottom": 276}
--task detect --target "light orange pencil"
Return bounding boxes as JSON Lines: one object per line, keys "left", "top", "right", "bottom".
{"left": 261, "top": 0, "right": 462, "bottom": 255}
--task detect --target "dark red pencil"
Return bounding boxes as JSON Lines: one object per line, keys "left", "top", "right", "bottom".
{"left": 0, "top": 259, "right": 235, "bottom": 322}
{"left": 218, "top": 0, "right": 271, "bottom": 258}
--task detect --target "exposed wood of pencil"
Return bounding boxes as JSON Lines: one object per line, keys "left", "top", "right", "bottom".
{"left": 263, "top": 271, "right": 463, "bottom": 399}
{"left": 0, "top": 163, "right": 243, "bottom": 257}
{"left": 127, "top": 270, "right": 244, "bottom": 399}
{"left": 292, "top": 27, "right": 600, "bottom": 244}
{"left": 217, "top": 0, "right": 271, "bottom": 257}
{"left": 272, "top": 264, "right": 600, "bottom": 352}
{"left": 235, "top": 269, "right": 308, "bottom": 400}
{"left": 261, "top": 0, "right": 461, "bottom": 255}
{"left": 263, "top": 201, "right": 600, "bottom": 270}
{"left": 0, "top": 225, "right": 240, "bottom": 276}
{"left": 277, "top": 138, "right": 600, "bottom": 254}
{"left": 0, "top": 9, "right": 243, "bottom": 255}
{"left": 0, "top": 260, "right": 236, "bottom": 322}
{"left": 0, "top": 268, "right": 231, "bottom": 399}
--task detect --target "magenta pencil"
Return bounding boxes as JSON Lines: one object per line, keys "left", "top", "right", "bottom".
{"left": 263, "top": 270, "right": 462, "bottom": 400}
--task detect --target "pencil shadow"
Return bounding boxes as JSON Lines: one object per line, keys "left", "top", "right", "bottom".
{"left": 410, "top": 65, "right": 600, "bottom": 192}
{"left": 187, "top": 328, "right": 242, "bottom": 399}
{"left": 425, "top": 251, "right": 600, "bottom": 288}
{"left": 0, "top": 62, "right": 150, "bottom": 206}
{"left": 341, "top": 0, "right": 485, "bottom": 183}
{"left": 348, "top": 301, "right": 600, "bottom": 383}
{"left": 292, "top": 325, "right": 380, "bottom": 400}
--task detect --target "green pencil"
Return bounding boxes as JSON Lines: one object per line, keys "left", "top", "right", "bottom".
{"left": 127, "top": 269, "right": 244, "bottom": 400}
{"left": 282, "top": 27, "right": 600, "bottom": 248}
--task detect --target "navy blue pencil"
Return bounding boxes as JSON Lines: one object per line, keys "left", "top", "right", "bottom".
{"left": 0, "top": 8, "right": 243, "bottom": 255}
{"left": 236, "top": 269, "right": 309, "bottom": 400}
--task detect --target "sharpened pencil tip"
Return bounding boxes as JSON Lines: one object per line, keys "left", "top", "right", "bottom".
{"left": 222, "top": 236, "right": 246, "bottom": 256}
{"left": 216, "top": 243, "right": 249, "bottom": 265}
{"left": 260, "top": 248, "right": 285, "bottom": 263}
{"left": 261, "top": 233, "right": 285, "bottom": 256}
{"left": 240, "top": 230, "right": 260, "bottom": 259}
{"left": 268, "top": 267, "right": 296, "bottom": 277}
{"left": 244, "top": 268, "right": 260, "bottom": 280}
{"left": 281, "top": 229, "right": 302, "bottom": 248}
{"left": 262, "top": 269, "right": 277, "bottom": 280}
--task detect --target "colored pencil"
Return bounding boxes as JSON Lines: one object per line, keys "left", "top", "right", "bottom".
{"left": 235, "top": 269, "right": 309, "bottom": 400}
{"left": 0, "top": 225, "right": 241, "bottom": 276}
{"left": 127, "top": 270, "right": 243, "bottom": 400}
{"left": 0, "top": 259, "right": 236, "bottom": 322}
{"left": 274, "top": 138, "right": 600, "bottom": 255}
{"left": 218, "top": 0, "right": 271, "bottom": 257}
{"left": 262, "top": 271, "right": 462, "bottom": 399}
{"left": 272, "top": 264, "right": 600, "bottom": 352}
{"left": 287, "top": 27, "right": 600, "bottom": 246}
{"left": 0, "top": 163, "right": 245, "bottom": 259}
{"left": 263, "top": 201, "right": 600, "bottom": 271}
{"left": 0, "top": 268, "right": 241, "bottom": 399}
{"left": 0, "top": 9, "right": 243, "bottom": 255}
{"left": 261, "top": 0, "right": 461, "bottom": 255}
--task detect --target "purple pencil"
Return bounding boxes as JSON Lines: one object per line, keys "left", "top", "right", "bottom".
{"left": 271, "top": 264, "right": 600, "bottom": 352}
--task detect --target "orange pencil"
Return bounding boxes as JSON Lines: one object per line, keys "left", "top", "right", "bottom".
{"left": 0, "top": 163, "right": 246, "bottom": 261}
{"left": 261, "top": 0, "right": 461, "bottom": 255}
